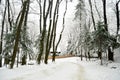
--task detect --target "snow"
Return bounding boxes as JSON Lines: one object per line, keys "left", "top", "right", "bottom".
{"left": 79, "top": 59, "right": 120, "bottom": 80}
{"left": 0, "top": 57, "right": 120, "bottom": 80}
{"left": 0, "top": 58, "right": 85, "bottom": 80}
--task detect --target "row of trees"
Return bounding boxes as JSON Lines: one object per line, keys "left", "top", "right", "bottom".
{"left": 67, "top": 0, "right": 120, "bottom": 65}
{"left": 35, "top": 0, "right": 68, "bottom": 64}
{"left": 0, "top": 0, "right": 70, "bottom": 69}
{"left": 0, "top": 0, "right": 33, "bottom": 68}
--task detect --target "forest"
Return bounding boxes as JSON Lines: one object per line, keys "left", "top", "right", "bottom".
{"left": 0, "top": 0, "right": 120, "bottom": 80}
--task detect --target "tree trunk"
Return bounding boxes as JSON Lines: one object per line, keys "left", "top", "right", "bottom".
{"left": 85, "top": 52, "right": 87, "bottom": 61}
{"left": 102, "top": 0, "right": 108, "bottom": 31}
{"left": 44, "top": 0, "right": 58, "bottom": 64}
{"left": 21, "top": 54, "right": 26, "bottom": 65}
{"left": 0, "top": 0, "right": 7, "bottom": 67}
{"left": 88, "top": 0, "right": 96, "bottom": 30}
{"left": 52, "top": 0, "right": 60, "bottom": 62}
{"left": 116, "top": 0, "right": 120, "bottom": 35}
{"left": 100, "top": 51, "right": 103, "bottom": 65}
{"left": 52, "top": 0, "right": 67, "bottom": 62}
{"left": 98, "top": 50, "right": 101, "bottom": 59}
{"left": 81, "top": 46, "right": 83, "bottom": 61}
{"left": 37, "top": 0, "right": 51, "bottom": 64}
{"left": 46, "top": 0, "right": 53, "bottom": 62}
{"left": 108, "top": 46, "right": 114, "bottom": 61}
{"left": 10, "top": 0, "right": 29, "bottom": 69}
{"left": 7, "top": 0, "right": 13, "bottom": 31}
{"left": 16, "top": 47, "right": 19, "bottom": 67}
{"left": 37, "top": 1, "right": 42, "bottom": 62}
{"left": 88, "top": 51, "right": 91, "bottom": 60}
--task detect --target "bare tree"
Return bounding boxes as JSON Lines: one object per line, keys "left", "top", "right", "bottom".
{"left": 44, "top": 0, "right": 54, "bottom": 64}
{"left": 36, "top": 0, "right": 53, "bottom": 64}
{"left": 52, "top": 0, "right": 68, "bottom": 62}
{"left": 10, "top": 0, "right": 30, "bottom": 69}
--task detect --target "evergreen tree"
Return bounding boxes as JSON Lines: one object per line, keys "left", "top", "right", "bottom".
{"left": 92, "top": 21, "right": 110, "bottom": 64}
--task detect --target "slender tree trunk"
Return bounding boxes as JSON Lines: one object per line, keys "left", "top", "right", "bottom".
{"left": 37, "top": 0, "right": 47, "bottom": 64}
{"left": 40, "top": 0, "right": 52, "bottom": 64}
{"left": 0, "top": 0, "right": 7, "bottom": 67}
{"left": 22, "top": 0, "right": 30, "bottom": 65}
{"left": 81, "top": 46, "right": 83, "bottom": 61}
{"left": 99, "top": 39, "right": 103, "bottom": 65}
{"left": 102, "top": 0, "right": 108, "bottom": 31}
{"left": 116, "top": 0, "right": 120, "bottom": 35}
{"left": 44, "top": 0, "right": 58, "bottom": 64}
{"left": 52, "top": 0, "right": 60, "bottom": 62}
{"left": 37, "top": 0, "right": 42, "bottom": 33}
{"left": 85, "top": 52, "right": 87, "bottom": 61}
{"left": 108, "top": 46, "right": 114, "bottom": 61}
{"left": 21, "top": 54, "right": 27, "bottom": 65}
{"left": 52, "top": 0, "right": 68, "bottom": 62}
{"left": 10, "top": 0, "right": 29, "bottom": 69}
{"left": 7, "top": 0, "right": 12, "bottom": 31}
{"left": 16, "top": 48, "right": 19, "bottom": 67}
{"left": 88, "top": 51, "right": 90, "bottom": 61}
{"left": 40, "top": 0, "right": 47, "bottom": 64}
{"left": 88, "top": 0, "right": 96, "bottom": 30}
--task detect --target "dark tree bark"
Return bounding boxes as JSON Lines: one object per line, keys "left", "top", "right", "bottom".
{"left": 52, "top": 0, "right": 68, "bottom": 62}
{"left": 37, "top": 0, "right": 51, "bottom": 64}
{"left": 16, "top": 49, "right": 19, "bottom": 67}
{"left": 21, "top": 55, "right": 26, "bottom": 65}
{"left": 36, "top": 0, "right": 42, "bottom": 33}
{"left": 88, "top": 0, "right": 96, "bottom": 30}
{"left": 98, "top": 50, "right": 101, "bottom": 59}
{"left": 10, "top": 0, "right": 29, "bottom": 69}
{"left": 7, "top": 0, "right": 13, "bottom": 31}
{"left": 88, "top": 51, "right": 91, "bottom": 60}
{"left": 116, "top": 0, "right": 120, "bottom": 35}
{"left": 102, "top": 0, "right": 108, "bottom": 31}
{"left": 45, "top": 0, "right": 54, "bottom": 63}
{"left": 37, "top": 0, "right": 47, "bottom": 64}
{"left": 0, "top": 0, "right": 7, "bottom": 67}
{"left": 108, "top": 46, "right": 114, "bottom": 61}
{"left": 52, "top": 0, "right": 60, "bottom": 62}
{"left": 81, "top": 46, "right": 83, "bottom": 61}
{"left": 44, "top": 0, "right": 58, "bottom": 64}
{"left": 22, "top": 0, "right": 30, "bottom": 65}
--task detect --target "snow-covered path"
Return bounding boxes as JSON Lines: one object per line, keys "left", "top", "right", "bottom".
{"left": 0, "top": 59, "right": 85, "bottom": 80}
{"left": 1, "top": 57, "right": 120, "bottom": 80}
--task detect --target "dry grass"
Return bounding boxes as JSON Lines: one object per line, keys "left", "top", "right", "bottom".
{"left": 48, "top": 55, "right": 75, "bottom": 59}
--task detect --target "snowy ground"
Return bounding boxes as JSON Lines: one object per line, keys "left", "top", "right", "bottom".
{"left": 0, "top": 57, "right": 120, "bottom": 80}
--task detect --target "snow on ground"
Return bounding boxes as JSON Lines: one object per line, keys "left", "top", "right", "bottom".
{"left": 0, "top": 57, "right": 120, "bottom": 80}
{"left": 0, "top": 58, "right": 84, "bottom": 80}
{"left": 77, "top": 59, "right": 120, "bottom": 80}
